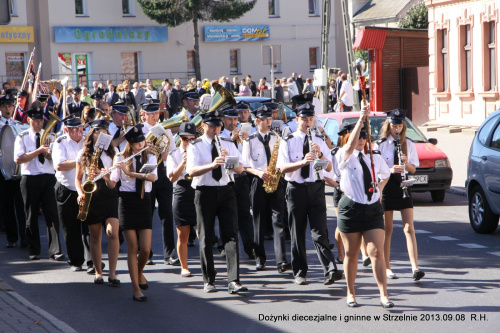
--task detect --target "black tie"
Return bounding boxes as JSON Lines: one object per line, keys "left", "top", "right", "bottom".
{"left": 300, "top": 135, "right": 310, "bottom": 179}
{"left": 135, "top": 156, "right": 143, "bottom": 197}
{"left": 211, "top": 139, "right": 222, "bottom": 181}
{"left": 258, "top": 133, "right": 271, "bottom": 164}
{"left": 36, "top": 133, "right": 45, "bottom": 164}
{"left": 113, "top": 126, "right": 122, "bottom": 140}
{"left": 393, "top": 140, "right": 399, "bottom": 167}
{"left": 358, "top": 153, "right": 373, "bottom": 201}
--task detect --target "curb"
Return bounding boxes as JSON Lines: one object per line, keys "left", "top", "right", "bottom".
{"left": 447, "top": 187, "right": 466, "bottom": 197}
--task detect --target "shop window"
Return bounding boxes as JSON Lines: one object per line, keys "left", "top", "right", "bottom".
{"left": 230, "top": 49, "right": 240, "bottom": 75}
{"left": 437, "top": 29, "right": 449, "bottom": 92}
{"left": 75, "top": 0, "right": 88, "bottom": 16}
{"left": 484, "top": 21, "right": 496, "bottom": 91}
{"left": 5, "top": 53, "right": 24, "bottom": 86}
{"left": 309, "top": 47, "right": 319, "bottom": 71}
{"left": 121, "top": 52, "right": 138, "bottom": 82}
{"left": 187, "top": 50, "right": 195, "bottom": 74}
{"left": 269, "top": 0, "right": 279, "bottom": 17}
{"left": 309, "top": 0, "right": 319, "bottom": 16}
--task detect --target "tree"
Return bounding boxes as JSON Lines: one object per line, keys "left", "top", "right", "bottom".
{"left": 137, "top": 0, "right": 257, "bottom": 80}
{"left": 399, "top": 0, "right": 428, "bottom": 29}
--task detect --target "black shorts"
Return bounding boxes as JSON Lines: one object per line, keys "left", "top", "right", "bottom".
{"left": 337, "top": 195, "right": 384, "bottom": 233}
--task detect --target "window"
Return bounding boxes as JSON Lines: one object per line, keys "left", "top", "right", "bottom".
{"left": 484, "top": 21, "right": 496, "bottom": 91}
{"left": 230, "top": 49, "right": 240, "bottom": 75}
{"left": 10, "top": 0, "right": 18, "bottom": 17}
{"left": 122, "top": 0, "right": 134, "bottom": 16}
{"left": 491, "top": 124, "right": 500, "bottom": 149}
{"left": 268, "top": 0, "right": 279, "bottom": 17}
{"left": 121, "top": 52, "right": 138, "bottom": 82}
{"left": 309, "top": 0, "right": 319, "bottom": 16}
{"left": 75, "top": 0, "right": 88, "bottom": 16}
{"left": 437, "top": 29, "right": 449, "bottom": 92}
{"left": 5, "top": 53, "right": 25, "bottom": 86}
{"left": 309, "top": 47, "right": 319, "bottom": 70}
{"left": 187, "top": 51, "right": 195, "bottom": 74}
{"left": 478, "top": 115, "right": 497, "bottom": 145}
{"left": 460, "top": 24, "right": 472, "bottom": 91}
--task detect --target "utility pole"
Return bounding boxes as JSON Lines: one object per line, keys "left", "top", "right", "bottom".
{"left": 319, "top": 0, "right": 331, "bottom": 114}
{"left": 341, "top": 0, "right": 355, "bottom": 84}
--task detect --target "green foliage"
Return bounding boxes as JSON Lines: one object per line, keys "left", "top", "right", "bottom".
{"left": 136, "top": 0, "right": 257, "bottom": 27}
{"left": 354, "top": 49, "right": 368, "bottom": 64}
{"left": 399, "top": 0, "right": 428, "bottom": 29}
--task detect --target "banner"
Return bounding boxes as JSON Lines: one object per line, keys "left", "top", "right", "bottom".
{"left": 54, "top": 26, "right": 168, "bottom": 43}
{"left": 204, "top": 25, "right": 270, "bottom": 42}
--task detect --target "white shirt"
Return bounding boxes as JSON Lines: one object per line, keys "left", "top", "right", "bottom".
{"left": 14, "top": 128, "right": 55, "bottom": 175}
{"left": 109, "top": 122, "right": 127, "bottom": 152}
{"left": 76, "top": 149, "right": 114, "bottom": 184}
{"left": 242, "top": 130, "right": 278, "bottom": 170}
{"left": 52, "top": 135, "right": 84, "bottom": 191}
{"left": 373, "top": 136, "right": 419, "bottom": 169}
{"left": 186, "top": 134, "right": 241, "bottom": 188}
{"left": 110, "top": 153, "right": 157, "bottom": 193}
{"left": 0, "top": 116, "right": 19, "bottom": 126}
{"left": 285, "top": 119, "right": 298, "bottom": 133}
{"left": 276, "top": 130, "right": 331, "bottom": 183}
{"left": 340, "top": 80, "right": 353, "bottom": 107}
{"left": 142, "top": 122, "right": 175, "bottom": 166}
{"left": 220, "top": 128, "right": 242, "bottom": 153}
{"left": 324, "top": 148, "right": 341, "bottom": 182}
{"left": 287, "top": 81, "right": 299, "bottom": 98}
{"left": 336, "top": 148, "right": 390, "bottom": 205}
{"left": 166, "top": 147, "right": 188, "bottom": 185}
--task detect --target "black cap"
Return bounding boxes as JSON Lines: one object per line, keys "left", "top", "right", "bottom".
{"left": 222, "top": 107, "right": 239, "bottom": 117}
{"left": 385, "top": 109, "right": 407, "bottom": 124}
{"left": 142, "top": 103, "right": 160, "bottom": 113}
{"left": 179, "top": 122, "right": 197, "bottom": 136}
{"left": 64, "top": 116, "right": 83, "bottom": 127}
{"left": 341, "top": 120, "right": 368, "bottom": 136}
{"left": 72, "top": 87, "right": 82, "bottom": 94}
{"left": 124, "top": 124, "right": 145, "bottom": 143}
{"left": 16, "top": 90, "right": 28, "bottom": 97}
{"left": 36, "top": 94, "right": 50, "bottom": 103}
{"left": 112, "top": 104, "right": 129, "bottom": 115}
{"left": 338, "top": 123, "right": 355, "bottom": 136}
{"left": 90, "top": 119, "right": 109, "bottom": 130}
{"left": 202, "top": 109, "right": 223, "bottom": 126}
{"left": 292, "top": 93, "right": 314, "bottom": 108}
{"left": 27, "top": 107, "right": 44, "bottom": 119}
{"left": 87, "top": 107, "right": 96, "bottom": 118}
{"left": 296, "top": 103, "right": 315, "bottom": 117}
{"left": 0, "top": 94, "right": 15, "bottom": 106}
{"left": 183, "top": 92, "right": 200, "bottom": 101}
{"left": 252, "top": 105, "right": 272, "bottom": 118}
{"left": 236, "top": 101, "right": 250, "bottom": 111}
{"left": 91, "top": 93, "right": 103, "bottom": 100}
{"left": 263, "top": 102, "right": 280, "bottom": 110}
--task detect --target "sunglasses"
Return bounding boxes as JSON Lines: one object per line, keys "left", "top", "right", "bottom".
{"left": 358, "top": 133, "right": 367, "bottom": 140}
{"left": 181, "top": 137, "right": 195, "bottom": 142}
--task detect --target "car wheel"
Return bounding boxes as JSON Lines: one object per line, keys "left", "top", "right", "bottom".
{"left": 430, "top": 190, "right": 445, "bottom": 202}
{"left": 468, "top": 185, "right": 500, "bottom": 234}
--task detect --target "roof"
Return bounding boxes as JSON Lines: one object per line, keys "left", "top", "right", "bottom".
{"left": 353, "top": 0, "right": 416, "bottom": 22}
{"left": 352, "top": 27, "right": 387, "bottom": 50}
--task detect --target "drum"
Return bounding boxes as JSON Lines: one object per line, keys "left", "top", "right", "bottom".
{"left": 0, "top": 123, "right": 30, "bottom": 180}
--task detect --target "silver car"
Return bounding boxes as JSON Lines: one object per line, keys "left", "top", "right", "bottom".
{"left": 466, "top": 109, "right": 500, "bottom": 233}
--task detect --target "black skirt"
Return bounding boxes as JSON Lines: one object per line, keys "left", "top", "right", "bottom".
{"left": 337, "top": 195, "right": 384, "bottom": 233}
{"left": 118, "top": 191, "right": 152, "bottom": 230}
{"left": 333, "top": 188, "right": 344, "bottom": 207}
{"left": 382, "top": 173, "right": 413, "bottom": 211}
{"left": 85, "top": 179, "right": 118, "bottom": 225}
{"left": 173, "top": 179, "right": 197, "bottom": 227}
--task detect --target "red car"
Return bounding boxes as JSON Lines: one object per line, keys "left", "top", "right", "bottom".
{"left": 317, "top": 112, "right": 452, "bottom": 202}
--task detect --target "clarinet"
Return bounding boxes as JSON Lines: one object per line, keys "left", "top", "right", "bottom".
{"left": 307, "top": 127, "right": 321, "bottom": 182}
{"left": 214, "top": 134, "right": 234, "bottom": 184}
{"left": 395, "top": 130, "right": 411, "bottom": 198}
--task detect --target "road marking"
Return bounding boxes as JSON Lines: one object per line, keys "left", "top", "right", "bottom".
{"left": 415, "top": 230, "right": 432, "bottom": 234}
{"left": 430, "top": 236, "right": 458, "bottom": 241}
{"left": 487, "top": 252, "right": 500, "bottom": 257}
{"left": 457, "top": 243, "right": 487, "bottom": 249}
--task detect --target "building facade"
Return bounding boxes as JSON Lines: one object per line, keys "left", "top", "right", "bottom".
{"left": 426, "top": 0, "right": 499, "bottom": 126}
{"left": 0, "top": 0, "right": 349, "bottom": 88}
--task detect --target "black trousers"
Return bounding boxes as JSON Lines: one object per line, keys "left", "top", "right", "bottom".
{"left": 286, "top": 181, "right": 337, "bottom": 277}
{"left": 232, "top": 173, "right": 254, "bottom": 256}
{"left": 195, "top": 185, "right": 239, "bottom": 284}
{"left": 20, "top": 174, "right": 62, "bottom": 257}
{"left": 250, "top": 177, "right": 287, "bottom": 266}
{"left": 150, "top": 164, "right": 175, "bottom": 259}
{"left": 55, "top": 182, "right": 90, "bottom": 267}
{"left": 0, "top": 178, "right": 26, "bottom": 244}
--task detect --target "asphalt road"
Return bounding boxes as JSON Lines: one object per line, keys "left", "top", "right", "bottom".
{"left": 1, "top": 191, "right": 499, "bottom": 333}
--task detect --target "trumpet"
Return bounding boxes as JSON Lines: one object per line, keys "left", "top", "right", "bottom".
{"left": 307, "top": 127, "right": 321, "bottom": 182}
{"left": 40, "top": 111, "right": 62, "bottom": 160}
{"left": 395, "top": 130, "right": 415, "bottom": 198}
{"left": 214, "top": 134, "right": 234, "bottom": 184}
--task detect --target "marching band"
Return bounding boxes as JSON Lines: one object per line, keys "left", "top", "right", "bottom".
{"left": 0, "top": 81, "right": 425, "bottom": 306}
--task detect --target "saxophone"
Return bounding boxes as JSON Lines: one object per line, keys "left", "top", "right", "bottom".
{"left": 77, "top": 147, "right": 102, "bottom": 221}
{"left": 263, "top": 130, "right": 283, "bottom": 193}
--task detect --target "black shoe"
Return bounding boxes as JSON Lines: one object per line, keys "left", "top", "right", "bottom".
{"left": 187, "top": 240, "right": 195, "bottom": 247}
{"left": 50, "top": 253, "right": 66, "bottom": 261}
{"left": 139, "top": 278, "right": 149, "bottom": 290}
{"left": 347, "top": 301, "right": 359, "bottom": 308}
{"left": 228, "top": 281, "right": 248, "bottom": 294}
{"left": 133, "top": 295, "right": 148, "bottom": 302}
{"left": 204, "top": 283, "right": 217, "bottom": 293}
{"left": 380, "top": 300, "right": 394, "bottom": 309}
{"left": 29, "top": 255, "right": 40, "bottom": 261}
{"left": 256, "top": 264, "right": 266, "bottom": 271}
{"left": 165, "top": 257, "right": 180, "bottom": 265}
{"left": 324, "top": 270, "right": 343, "bottom": 285}
{"left": 413, "top": 270, "right": 425, "bottom": 281}
{"left": 294, "top": 276, "right": 307, "bottom": 285}
{"left": 108, "top": 278, "right": 121, "bottom": 287}
{"left": 87, "top": 262, "right": 105, "bottom": 274}
{"left": 6, "top": 242, "right": 16, "bottom": 248}
{"left": 277, "top": 262, "right": 292, "bottom": 274}
{"left": 146, "top": 259, "right": 155, "bottom": 265}
{"left": 94, "top": 277, "right": 104, "bottom": 284}
{"left": 362, "top": 257, "right": 371, "bottom": 267}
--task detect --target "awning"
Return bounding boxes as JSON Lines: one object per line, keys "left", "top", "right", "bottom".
{"left": 352, "top": 27, "right": 387, "bottom": 50}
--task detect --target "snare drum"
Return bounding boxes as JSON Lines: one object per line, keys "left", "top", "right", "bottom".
{"left": 0, "top": 123, "right": 30, "bottom": 180}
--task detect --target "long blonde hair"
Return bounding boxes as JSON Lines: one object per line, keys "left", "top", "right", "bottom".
{"left": 379, "top": 120, "right": 408, "bottom": 156}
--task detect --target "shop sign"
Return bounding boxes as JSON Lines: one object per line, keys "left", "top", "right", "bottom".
{"left": 0, "top": 26, "right": 34, "bottom": 43}
{"left": 54, "top": 26, "right": 168, "bottom": 43}
{"left": 204, "top": 25, "right": 270, "bottom": 42}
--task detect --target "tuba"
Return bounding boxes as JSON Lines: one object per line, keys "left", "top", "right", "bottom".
{"left": 263, "top": 130, "right": 283, "bottom": 193}
{"left": 77, "top": 147, "right": 101, "bottom": 221}
{"left": 40, "top": 111, "right": 62, "bottom": 160}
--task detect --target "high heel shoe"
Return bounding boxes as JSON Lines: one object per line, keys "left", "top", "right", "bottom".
{"left": 139, "top": 277, "right": 149, "bottom": 290}
{"left": 133, "top": 295, "right": 148, "bottom": 302}
{"left": 380, "top": 300, "right": 394, "bottom": 308}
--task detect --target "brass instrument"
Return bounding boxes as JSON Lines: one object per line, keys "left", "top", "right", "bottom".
{"left": 145, "top": 129, "right": 171, "bottom": 165}
{"left": 279, "top": 102, "right": 287, "bottom": 123}
{"left": 307, "top": 127, "right": 321, "bottom": 182}
{"left": 263, "top": 130, "right": 283, "bottom": 193}
{"left": 77, "top": 147, "right": 102, "bottom": 221}
{"left": 214, "top": 134, "right": 234, "bottom": 184}
{"left": 40, "top": 111, "right": 62, "bottom": 160}
{"left": 95, "top": 108, "right": 112, "bottom": 122}
{"left": 395, "top": 131, "right": 415, "bottom": 198}
{"left": 123, "top": 107, "right": 137, "bottom": 132}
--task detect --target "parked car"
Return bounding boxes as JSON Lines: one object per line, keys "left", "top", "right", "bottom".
{"left": 317, "top": 112, "right": 453, "bottom": 202}
{"left": 466, "top": 109, "right": 500, "bottom": 234}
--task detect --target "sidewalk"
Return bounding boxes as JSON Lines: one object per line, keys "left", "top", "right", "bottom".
{"left": 0, "top": 278, "right": 77, "bottom": 333}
